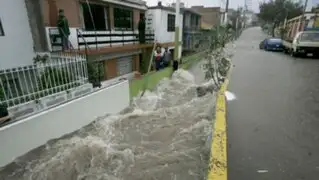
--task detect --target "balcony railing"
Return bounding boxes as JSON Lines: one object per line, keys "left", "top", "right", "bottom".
{"left": 183, "top": 26, "right": 201, "bottom": 31}
{"left": 183, "top": 32, "right": 211, "bottom": 51}
{"left": 47, "top": 28, "right": 155, "bottom": 52}
{"left": 76, "top": 29, "right": 155, "bottom": 50}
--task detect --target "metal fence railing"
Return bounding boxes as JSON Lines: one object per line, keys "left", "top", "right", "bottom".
{"left": 0, "top": 53, "right": 88, "bottom": 107}
{"left": 76, "top": 29, "right": 155, "bottom": 50}
{"left": 48, "top": 27, "right": 155, "bottom": 52}
{"left": 183, "top": 31, "right": 212, "bottom": 52}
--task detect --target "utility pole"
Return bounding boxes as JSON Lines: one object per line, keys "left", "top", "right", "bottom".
{"left": 174, "top": 0, "right": 180, "bottom": 63}
{"left": 297, "top": 0, "right": 308, "bottom": 31}
{"left": 225, "top": 0, "right": 229, "bottom": 25}
{"left": 235, "top": 17, "right": 239, "bottom": 39}
{"left": 244, "top": 0, "right": 248, "bottom": 28}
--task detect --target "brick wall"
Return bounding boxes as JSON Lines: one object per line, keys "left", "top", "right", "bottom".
{"left": 42, "top": 0, "right": 81, "bottom": 27}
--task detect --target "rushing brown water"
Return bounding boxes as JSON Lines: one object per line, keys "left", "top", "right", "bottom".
{"left": 0, "top": 69, "right": 217, "bottom": 180}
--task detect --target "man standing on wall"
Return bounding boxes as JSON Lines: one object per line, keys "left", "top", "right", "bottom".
{"left": 57, "top": 9, "right": 70, "bottom": 51}
{"left": 138, "top": 16, "right": 146, "bottom": 44}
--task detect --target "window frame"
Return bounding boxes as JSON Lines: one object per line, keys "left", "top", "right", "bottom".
{"left": 0, "top": 18, "right": 5, "bottom": 36}
{"left": 167, "top": 14, "right": 175, "bottom": 32}
{"left": 80, "top": 3, "right": 110, "bottom": 31}
{"left": 113, "top": 7, "right": 133, "bottom": 30}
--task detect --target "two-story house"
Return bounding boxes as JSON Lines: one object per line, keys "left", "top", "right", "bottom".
{"left": 42, "top": 0, "right": 157, "bottom": 79}
{"left": 146, "top": 1, "right": 183, "bottom": 60}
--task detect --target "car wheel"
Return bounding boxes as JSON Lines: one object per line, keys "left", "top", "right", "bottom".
{"left": 283, "top": 48, "right": 289, "bottom": 54}
{"left": 265, "top": 46, "right": 270, "bottom": 51}
{"left": 290, "top": 49, "right": 298, "bottom": 57}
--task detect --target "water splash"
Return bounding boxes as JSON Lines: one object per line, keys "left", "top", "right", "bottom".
{"left": 0, "top": 69, "right": 217, "bottom": 180}
{"left": 225, "top": 91, "right": 237, "bottom": 101}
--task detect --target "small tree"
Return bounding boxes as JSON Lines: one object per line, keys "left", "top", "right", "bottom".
{"left": 258, "top": 0, "right": 303, "bottom": 37}
{"left": 203, "top": 26, "right": 233, "bottom": 88}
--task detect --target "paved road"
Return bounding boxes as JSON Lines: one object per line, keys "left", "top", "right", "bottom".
{"left": 228, "top": 27, "right": 319, "bottom": 180}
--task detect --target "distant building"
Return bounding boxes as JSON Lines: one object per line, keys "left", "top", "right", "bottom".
{"left": 245, "top": 10, "right": 256, "bottom": 26}
{"left": 190, "top": 6, "right": 224, "bottom": 29}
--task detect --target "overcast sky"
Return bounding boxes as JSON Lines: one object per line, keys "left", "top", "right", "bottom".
{"left": 146, "top": 0, "right": 317, "bottom": 13}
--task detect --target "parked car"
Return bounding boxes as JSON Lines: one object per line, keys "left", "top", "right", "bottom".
{"left": 259, "top": 38, "right": 283, "bottom": 51}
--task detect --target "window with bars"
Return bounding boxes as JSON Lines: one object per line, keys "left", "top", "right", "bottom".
{"left": 0, "top": 18, "right": 4, "bottom": 36}
{"left": 167, "top": 14, "right": 175, "bottom": 32}
{"left": 114, "top": 7, "right": 133, "bottom": 30}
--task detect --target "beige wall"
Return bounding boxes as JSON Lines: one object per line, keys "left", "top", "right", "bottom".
{"left": 191, "top": 6, "right": 221, "bottom": 27}
{"left": 43, "top": 0, "right": 82, "bottom": 27}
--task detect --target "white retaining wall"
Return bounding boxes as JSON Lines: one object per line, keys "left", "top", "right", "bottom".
{"left": 0, "top": 81, "right": 130, "bottom": 167}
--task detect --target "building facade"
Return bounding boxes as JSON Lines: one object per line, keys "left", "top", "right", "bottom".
{"left": 191, "top": 6, "right": 223, "bottom": 29}
{"left": 42, "top": 0, "right": 157, "bottom": 79}
{"left": 182, "top": 9, "right": 202, "bottom": 51}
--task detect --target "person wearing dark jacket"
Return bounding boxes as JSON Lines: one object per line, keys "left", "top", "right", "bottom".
{"left": 173, "top": 59, "right": 179, "bottom": 72}
{"left": 57, "top": 9, "right": 70, "bottom": 51}
{"left": 138, "top": 17, "right": 146, "bottom": 44}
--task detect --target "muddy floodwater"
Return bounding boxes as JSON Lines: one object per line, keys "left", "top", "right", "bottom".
{"left": 0, "top": 69, "right": 217, "bottom": 180}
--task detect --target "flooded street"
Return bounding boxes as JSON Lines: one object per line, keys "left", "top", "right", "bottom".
{"left": 0, "top": 68, "right": 217, "bottom": 180}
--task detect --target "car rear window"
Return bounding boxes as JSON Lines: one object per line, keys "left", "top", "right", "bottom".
{"left": 268, "top": 39, "right": 282, "bottom": 43}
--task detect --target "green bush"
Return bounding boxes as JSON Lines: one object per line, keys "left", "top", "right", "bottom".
{"left": 0, "top": 88, "right": 8, "bottom": 118}
{"left": 0, "top": 88, "right": 4, "bottom": 101}
{"left": 38, "top": 67, "right": 75, "bottom": 90}
{"left": 87, "top": 61, "right": 103, "bottom": 87}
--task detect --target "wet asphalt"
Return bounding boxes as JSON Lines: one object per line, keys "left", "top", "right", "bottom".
{"left": 227, "top": 27, "right": 319, "bottom": 180}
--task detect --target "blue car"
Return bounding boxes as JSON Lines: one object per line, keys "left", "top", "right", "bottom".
{"left": 259, "top": 38, "right": 283, "bottom": 51}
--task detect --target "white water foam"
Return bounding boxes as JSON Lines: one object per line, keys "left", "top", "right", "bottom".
{"left": 0, "top": 69, "right": 217, "bottom": 180}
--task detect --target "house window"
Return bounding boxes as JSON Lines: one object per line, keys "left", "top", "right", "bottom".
{"left": 167, "top": 14, "right": 175, "bottom": 32}
{"left": 114, "top": 7, "right": 133, "bottom": 30}
{"left": 0, "top": 18, "right": 4, "bottom": 36}
{"left": 81, "top": 3, "right": 109, "bottom": 31}
{"left": 195, "top": 16, "right": 199, "bottom": 27}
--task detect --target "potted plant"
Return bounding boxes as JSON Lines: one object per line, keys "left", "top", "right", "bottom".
{"left": 0, "top": 88, "right": 10, "bottom": 124}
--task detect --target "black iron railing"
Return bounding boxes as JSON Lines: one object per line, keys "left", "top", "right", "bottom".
{"left": 76, "top": 29, "right": 155, "bottom": 50}
{"left": 48, "top": 28, "right": 155, "bottom": 52}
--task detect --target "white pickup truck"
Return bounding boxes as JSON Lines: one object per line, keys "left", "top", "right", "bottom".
{"left": 283, "top": 31, "right": 319, "bottom": 57}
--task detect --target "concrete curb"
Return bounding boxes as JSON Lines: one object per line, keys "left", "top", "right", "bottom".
{"left": 207, "top": 65, "right": 232, "bottom": 180}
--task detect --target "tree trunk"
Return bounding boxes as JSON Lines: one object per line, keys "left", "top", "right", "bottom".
{"left": 271, "top": 22, "right": 277, "bottom": 37}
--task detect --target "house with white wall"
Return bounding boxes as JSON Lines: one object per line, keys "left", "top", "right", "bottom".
{"left": 0, "top": 0, "right": 35, "bottom": 70}
{"left": 0, "top": 0, "right": 94, "bottom": 122}
{"left": 146, "top": 1, "right": 183, "bottom": 59}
